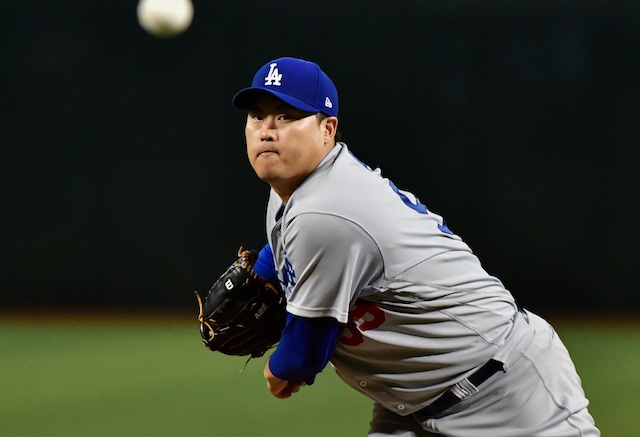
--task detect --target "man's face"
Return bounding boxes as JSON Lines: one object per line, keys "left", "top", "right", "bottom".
{"left": 244, "top": 93, "right": 337, "bottom": 202}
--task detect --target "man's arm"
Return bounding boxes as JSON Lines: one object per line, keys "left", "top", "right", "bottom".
{"left": 253, "top": 244, "right": 277, "bottom": 282}
{"left": 264, "top": 313, "right": 340, "bottom": 398}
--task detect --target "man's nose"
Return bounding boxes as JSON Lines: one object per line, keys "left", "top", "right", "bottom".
{"left": 260, "top": 116, "right": 277, "bottom": 140}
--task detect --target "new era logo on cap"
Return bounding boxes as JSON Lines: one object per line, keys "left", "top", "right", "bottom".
{"left": 324, "top": 97, "right": 333, "bottom": 109}
{"left": 233, "top": 57, "right": 339, "bottom": 117}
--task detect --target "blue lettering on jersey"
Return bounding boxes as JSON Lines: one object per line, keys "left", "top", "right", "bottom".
{"left": 281, "top": 256, "right": 297, "bottom": 297}
{"left": 389, "top": 180, "right": 428, "bottom": 214}
{"left": 349, "top": 148, "right": 453, "bottom": 235}
{"left": 388, "top": 180, "right": 453, "bottom": 235}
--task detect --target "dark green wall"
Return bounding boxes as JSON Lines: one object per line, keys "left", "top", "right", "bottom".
{"left": 2, "top": 1, "right": 638, "bottom": 313}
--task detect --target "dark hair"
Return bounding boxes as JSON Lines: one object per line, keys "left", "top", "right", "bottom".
{"left": 316, "top": 113, "right": 342, "bottom": 142}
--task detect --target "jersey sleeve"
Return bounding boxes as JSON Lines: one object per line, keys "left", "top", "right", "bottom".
{"left": 282, "top": 213, "right": 383, "bottom": 324}
{"left": 268, "top": 313, "right": 340, "bottom": 384}
{"left": 253, "top": 243, "right": 277, "bottom": 282}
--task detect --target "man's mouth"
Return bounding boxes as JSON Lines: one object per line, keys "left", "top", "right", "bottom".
{"left": 258, "top": 149, "right": 278, "bottom": 157}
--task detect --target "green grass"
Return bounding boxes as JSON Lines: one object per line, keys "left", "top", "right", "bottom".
{"left": 554, "top": 320, "right": 640, "bottom": 437}
{"left": 1, "top": 314, "right": 637, "bottom": 436}
{"left": 0, "top": 314, "right": 371, "bottom": 437}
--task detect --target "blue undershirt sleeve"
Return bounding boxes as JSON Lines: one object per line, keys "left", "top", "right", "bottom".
{"left": 268, "top": 313, "right": 340, "bottom": 385}
{"left": 253, "top": 244, "right": 277, "bottom": 282}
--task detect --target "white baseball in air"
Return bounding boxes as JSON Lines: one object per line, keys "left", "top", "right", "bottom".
{"left": 137, "top": 0, "right": 194, "bottom": 38}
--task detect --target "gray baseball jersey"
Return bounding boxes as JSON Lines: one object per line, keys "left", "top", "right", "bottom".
{"left": 265, "top": 143, "right": 518, "bottom": 414}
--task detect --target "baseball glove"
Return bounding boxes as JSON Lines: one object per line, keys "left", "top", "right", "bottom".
{"left": 195, "top": 247, "right": 286, "bottom": 358}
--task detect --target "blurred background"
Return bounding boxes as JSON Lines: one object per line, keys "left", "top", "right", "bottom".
{"left": 1, "top": 0, "right": 639, "bottom": 315}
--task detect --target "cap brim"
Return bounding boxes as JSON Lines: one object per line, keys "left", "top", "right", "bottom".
{"left": 232, "top": 87, "right": 320, "bottom": 114}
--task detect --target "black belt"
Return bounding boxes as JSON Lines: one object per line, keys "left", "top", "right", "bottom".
{"left": 414, "top": 307, "right": 528, "bottom": 421}
{"left": 414, "top": 359, "right": 504, "bottom": 421}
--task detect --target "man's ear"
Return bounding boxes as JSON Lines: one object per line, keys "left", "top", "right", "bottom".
{"left": 323, "top": 117, "right": 338, "bottom": 143}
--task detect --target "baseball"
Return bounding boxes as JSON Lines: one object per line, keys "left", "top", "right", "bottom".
{"left": 137, "top": 0, "right": 194, "bottom": 38}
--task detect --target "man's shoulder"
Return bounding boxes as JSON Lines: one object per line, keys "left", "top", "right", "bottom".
{"left": 294, "top": 144, "right": 384, "bottom": 207}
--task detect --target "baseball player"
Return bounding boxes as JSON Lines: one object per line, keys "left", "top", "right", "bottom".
{"left": 231, "top": 57, "right": 600, "bottom": 436}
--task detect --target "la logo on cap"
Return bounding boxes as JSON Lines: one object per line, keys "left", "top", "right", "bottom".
{"left": 264, "top": 63, "right": 282, "bottom": 86}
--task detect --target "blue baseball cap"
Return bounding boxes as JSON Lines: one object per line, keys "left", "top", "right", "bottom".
{"left": 232, "top": 57, "right": 339, "bottom": 117}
